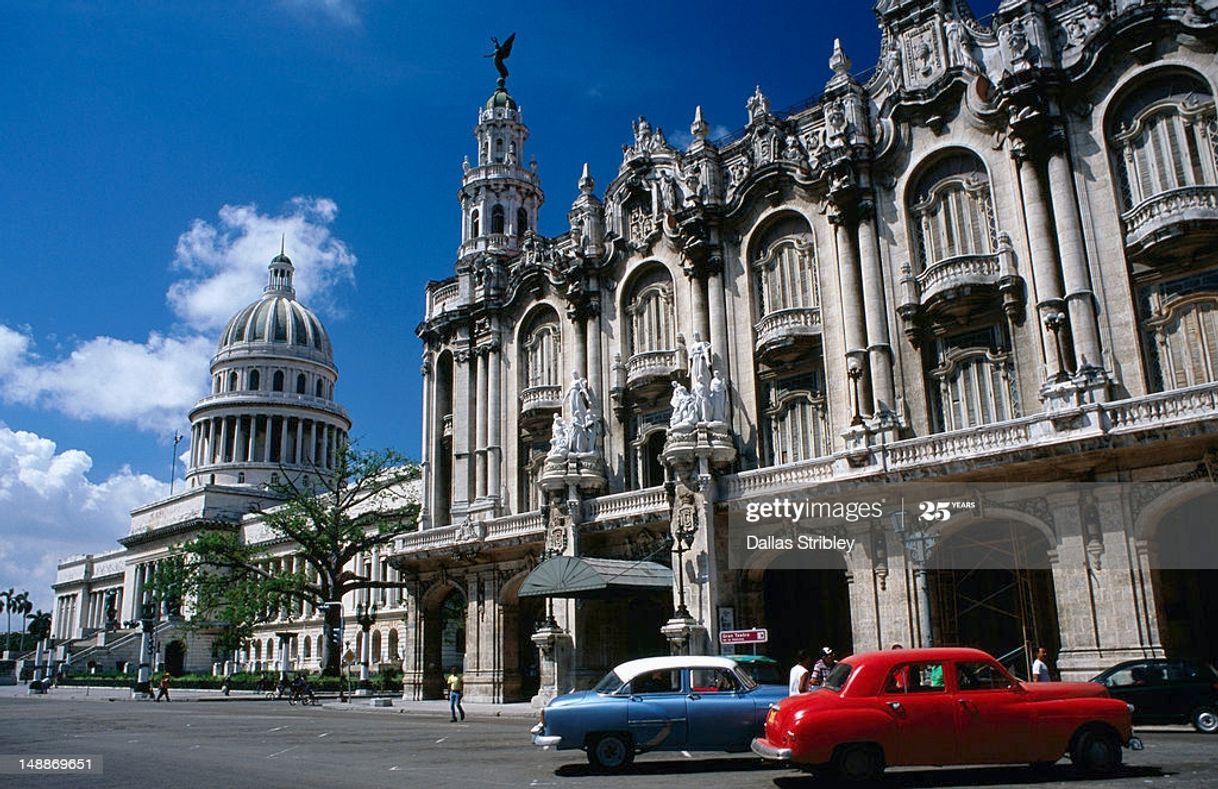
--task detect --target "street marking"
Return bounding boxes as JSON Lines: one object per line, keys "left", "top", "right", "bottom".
{"left": 266, "top": 746, "right": 299, "bottom": 759}
{"left": 389, "top": 766, "right": 400, "bottom": 771}
{"left": 267, "top": 726, "right": 285, "bottom": 733}
{"left": 435, "top": 737, "right": 447, "bottom": 744}
{"left": 318, "top": 732, "right": 329, "bottom": 738}
{"left": 681, "top": 750, "right": 692, "bottom": 758}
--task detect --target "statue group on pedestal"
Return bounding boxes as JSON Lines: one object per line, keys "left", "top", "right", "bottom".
{"left": 548, "top": 371, "right": 598, "bottom": 458}
{"left": 670, "top": 332, "right": 728, "bottom": 432}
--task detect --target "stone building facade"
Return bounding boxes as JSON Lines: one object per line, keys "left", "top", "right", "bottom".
{"left": 395, "top": 0, "right": 1218, "bottom": 704}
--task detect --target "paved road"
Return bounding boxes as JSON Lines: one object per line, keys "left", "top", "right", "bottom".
{"left": 0, "top": 695, "right": 1215, "bottom": 788}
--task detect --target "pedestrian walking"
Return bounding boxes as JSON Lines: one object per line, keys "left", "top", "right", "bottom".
{"left": 155, "top": 672, "right": 171, "bottom": 702}
{"left": 1031, "top": 646, "right": 1052, "bottom": 682}
{"left": 220, "top": 675, "right": 232, "bottom": 696}
{"left": 809, "top": 647, "right": 836, "bottom": 687}
{"left": 447, "top": 666, "right": 465, "bottom": 722}
{"left": 788, "top": 649, "right": 813, "bottom": 695}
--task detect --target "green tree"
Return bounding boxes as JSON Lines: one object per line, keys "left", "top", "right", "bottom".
{"left": 14, "top": 593, "right": 32, "bottom": 652}
{"left": 168, "top": 445, "right": 420, "bottom": 675}
{"left": 1, "top": 588, "right": 16, "bottom": 653}
{"left": 27, "top": 610, "right": 51, "bottom": 643}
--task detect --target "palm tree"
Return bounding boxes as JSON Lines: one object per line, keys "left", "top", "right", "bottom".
{"left": 15, "top": 594, "right": 33, "bottom": 652}
{"left": 27, "top": 610, "right": 51, "bottom": 643}
{"left": 0, "top": 588, "right": 13, "bottom": 653}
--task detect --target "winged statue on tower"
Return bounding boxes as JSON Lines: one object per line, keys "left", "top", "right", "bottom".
{"left": 486, "top": 33, "right": 516, "bottom": 83}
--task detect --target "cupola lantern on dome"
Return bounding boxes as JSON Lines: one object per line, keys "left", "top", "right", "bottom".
{"left": 266, "top": 235, "right": 296, "bottom": 296}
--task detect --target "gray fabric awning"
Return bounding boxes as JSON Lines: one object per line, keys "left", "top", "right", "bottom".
{"left": 519, "top": 556, "right": 673, "bottom": 599}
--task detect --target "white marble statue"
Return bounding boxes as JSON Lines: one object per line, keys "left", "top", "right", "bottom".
{"left": 566, "top": 371, "right": 594, "bottom": 453}
{"left": 687, "top": 332, "right": 712, "bottom": 388}
{"left": 547, "top": 414, "right": 569, "bottom": 458}
{"left": 708, "top": 370, "right": 727, "bottom": 424}
{"left": 669, "top": 382, "right": 698, "bottom": 431}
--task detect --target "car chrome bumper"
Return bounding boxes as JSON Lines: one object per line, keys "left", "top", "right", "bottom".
{"left": 751, "top": 738, "right": 792, "bottom": 761}
{"left": 530, "top": 723, "right": 562, "bottom": 748}
{"left": 1127, "top": 737, "right": 1144, "bottom": 751}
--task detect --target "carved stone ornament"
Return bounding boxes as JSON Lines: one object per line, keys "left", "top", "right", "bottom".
{"left": 544, "top": 505, "right": 567, "bottom": 556}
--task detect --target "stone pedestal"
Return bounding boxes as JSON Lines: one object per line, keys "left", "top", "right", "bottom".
{"left": 661, "top": 613, "right": 706, "bottom": 656}
{"left": 531, "top": 622, "right": 573, "bottom": 708}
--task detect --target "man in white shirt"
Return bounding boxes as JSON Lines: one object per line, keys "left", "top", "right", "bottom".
{"left": 1031, "top": 646, "right": 1052, "bottom": 682}
{"left": 788, "top": 649, "right": 813, "bottom": 695}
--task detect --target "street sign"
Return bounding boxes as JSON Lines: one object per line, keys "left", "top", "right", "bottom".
{"left": 719, "top": 628, "right": 768, "bottom": 645}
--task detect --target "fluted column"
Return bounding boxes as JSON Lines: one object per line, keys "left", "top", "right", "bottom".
{"left": 833, "top": 214, "right": 871, "bottom": 414}
{"left": 707, "top": 265, "right": 729, "bottom": 377}
{"left": 1016, "top": 153, "right": 1066, "bottom": 379}
{"left": 451, "top": 351, "right": 472, "bottom": 516}
{"left": 572, "top": 315, "right": 588, "bottom": 382}
{"left": 487, "top": 345, "right": 502, "bottom": 506}
{"left": 279, "top": 416, "right": 289, "bottom": 464}
{"left": 857, "top": 201, "right": 896, "bottom": 416}
{"left": 419, "top": 354, "right": 433, "bottom": 528}
{"left": 690, "top": 272, "right": 710, "bottom": 342}
{"left": 475, "top": 350, "right": 488, "bottom": 501}
{"left": 1046, "top": 146, "right": 1104, "bottom": 375}
{"left": 585, "top": 304, "right": 604, "bottom": 413}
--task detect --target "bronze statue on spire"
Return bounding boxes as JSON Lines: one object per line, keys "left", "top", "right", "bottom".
{"left": 486, "top": 33, "right": 516, "bottom": 85}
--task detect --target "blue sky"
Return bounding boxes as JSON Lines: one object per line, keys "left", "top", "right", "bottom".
{"left": 0, "top": 0, "right": 1002, "bottom": 610}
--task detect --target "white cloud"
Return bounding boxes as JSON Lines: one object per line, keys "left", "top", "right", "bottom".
{"left": 277, "top": 0, "right": 362, "bottom": 28}
{"left": 168, "top": 196, "right": 357, "bottom": 332}
{"left": 0, "top": 325, "right": 212, "bottom": 433}
{"left": 0, "top": 424, "right": 170, "bottom": 612}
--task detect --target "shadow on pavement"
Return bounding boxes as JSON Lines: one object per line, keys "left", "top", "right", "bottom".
{"left": 771, "top": 764, "right": 1169, "bottom": 787}
{"left": 556, "top": 756, "right": 783, "bottom": 777}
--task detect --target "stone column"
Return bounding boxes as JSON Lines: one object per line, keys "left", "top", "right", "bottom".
{"left": 294, "top": 419, "right": 303, "bottom": 465}
{"left": 1046, "top": 146, "right": 1104, "bottom": 376}
{"left": 585, "top": 306, "right": 603, "bottom": 416}
{"left": 218, "top": 416, "right": 230, "bottom": 464}
{"left": 419, "top": 354, "right": 433, "bottom": 528}
{"left": 1016, "top": 152, "right": 1066, "bottom": 380}
{"left": 690, "top": 272, "right": 710, "bottom": 342}
{"left": 857, "top": 201, "right": 896, "bottom": 417}
{"left": 451, "top": 351, "right": 472, "bottom": 518}
{"left": 833, "top": 216, "right": 870, "bottom": 411}
{"left": 707, "top": 266, "right": 730, "bottom": 379}
{"left": 279, "top": 416, "right": 289, "bottom": 465}
{"left": 487, "top": 346, "right": 502, "bottom": 508}
{"left": 475, "top": 350, "right": 489, "bottom": 502}
{"left": 572, "top": 315, "right": 588, "bottom": 382}
{"left": 233, "top": 416, "right": 245, "bottom": 464}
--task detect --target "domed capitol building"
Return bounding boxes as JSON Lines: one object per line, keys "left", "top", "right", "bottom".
{"left": 54, "top": 0, "right": 1218, "bottom": 702}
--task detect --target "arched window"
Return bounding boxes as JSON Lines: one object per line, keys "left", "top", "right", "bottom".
{"left": 315, "top": 379, "right": 324, "bottom": 398}
{"left": 516, "top": 207, "right": 528, "bottom": 237}
{"left": 1108, "top": 73, "right": 1217, "bottom": 212}
{"left": 520, "top": 309, "right": 561, "bottom": 389}
{"left": 228, "top": 371, "right": 238, "bottom": 392}
{"left": 908, "top": 153, "right": 996, "bottom": 273}
{"left": 303, "top": 636, "right": 311, "bottom": 660}
{"left": 752, "top": 215, "right": 819, "bottom": 317}
{"left": 266, "top": 638, "right": 274, "bottom": 662}
{"left": 764, "top": 374, "right": 830, "bottom": 465}
{"left": 388, "top": 629, "right": 399, "bottom": 662}
{"left": 928, "top": 325, "right": 1018, "bottom": 432}
{"left": 491, "top": 204, "right": 505, "bottom": 235}
{"left": 624, "top": 266, "right": 675, "bottom": 358}
{"left": 371, "top": 630, "right": 382, "bottom": 664}
{"left": 272, "top": 370, "right": 284, "bottom": 391}
{"left": 494, "top": 137, "right": 504, "bottom": 163}
{"left": 470, "top": 208, "right": 480, "bottom": 238}
{"left": 237, "top": 472, "right": 245, "bottom": 484}
{"left": 249, "top": 370, "right": 261, "bottom": 390}
{"left": 296, "top": 373, "right": 306, "bottom": 394}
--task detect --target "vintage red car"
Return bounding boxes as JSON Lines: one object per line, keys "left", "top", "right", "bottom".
{"left": 751, "top": 647, "right": 1142, "bottom": 782}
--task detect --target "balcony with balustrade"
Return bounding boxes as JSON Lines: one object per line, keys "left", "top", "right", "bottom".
{"left": 1122, "top": 185, "right": 1218, "bottom": 265}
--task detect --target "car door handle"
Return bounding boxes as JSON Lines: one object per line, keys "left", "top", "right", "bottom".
{"left": 887, "top": 701, "right": 902, "bottom": 711}
{"left": 687, "top": 693, "right": 701, "bottom": 700}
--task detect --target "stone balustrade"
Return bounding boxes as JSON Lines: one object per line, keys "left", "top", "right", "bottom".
{"left": 754, "top": 307, "right": 822, "bottom": 353}
{"left": 520, "top": 385, "right": 562, "bottom": 414}
{"left": 1122, "top": 185, "right": 1218, "bottom": 255}
{"left": 625, "top": 349, "right": 680, "bottom": 386}
{"left": 916, "top": 252, "right": 1004, "bottom": 305}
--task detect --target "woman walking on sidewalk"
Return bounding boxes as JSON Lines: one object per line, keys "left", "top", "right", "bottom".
{"left": 447, "top": 666, "right": 465, "bottom": 722}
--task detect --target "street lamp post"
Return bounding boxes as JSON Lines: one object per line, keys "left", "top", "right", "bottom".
{"left": 892, "top": 510, "right": 936, "bottom": 647}
{"left": 1043, "top": 311, "right": 1069, "bottom": 381}
{"left": 354, "top": 602, "right": 377, "bottom": 696}
{"left": 847, "top": 361, "right": 864, "bottom": 427}
{"left": 671, "top": 506, "right": 697, "bottom": 619}
{"left": 124, "top": 601, "right": 157, "bottom": 699}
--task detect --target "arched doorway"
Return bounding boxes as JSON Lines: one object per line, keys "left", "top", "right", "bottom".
{"left": 371, "top": 630, "right": 382, "bottom": 666}
{"left": 928, "top": 520, "right": 1060, "bottom": 675}
{"left": 501, "top": 573, "right": 545, "bottom": 702}
{"left": 422, "top": 586, "right": 467, "bottom": 699}
{"left": 1150, "top": 491, "right": 1218, "bottom": 667}
{"left": 165, "top": 639, "right": 187, "bottom": 676}
{"left": 758, "top": 556, "right": 853, "bottom": 672}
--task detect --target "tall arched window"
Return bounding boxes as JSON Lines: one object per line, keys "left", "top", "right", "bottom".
{"left": 752, "top": 215, "right": 819, "bottom": 317}
{"left": 516, "top": 207, "right": 528, "bottom": 237}
{"left": 272, "top": 370, "right": 284, "bottom": 392}
{"left": 1108, "top": 73, "right": 1217, "bottom": 212}
{"left": 296, "top": 373, "right": 306, "bottom": 394}
{"left": 909, "top": 153, "right": 996, "bottom": 273}
{"left": 624, "top": 266, "right": 675, "bottom": 358}
{"left": 520, "top": 309, "right": 561, "bottom": 390}
{"left": 470, "top": 208, "right": 480, "bottom": 238}
{"left": 249, "top": 369, "right": 261, "bottom": 390}
{"left": 228, "top": 371, "right": 238, "bottom": 392}
{"left": 315, "top": 379, "right": 324, "bottom": 398}
{"left": 765, "top": 375, "right": 829, "bottom": 465}
{"left": 491, "top": 204, "right": 505, "bottom": 235}
{"left": 928, "top": 325, "right": 1018, "bottom": 432}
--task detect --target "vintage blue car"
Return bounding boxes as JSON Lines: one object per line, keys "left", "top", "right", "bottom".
{"left": 530, "top": 655, "right": 789, "bottom": 770}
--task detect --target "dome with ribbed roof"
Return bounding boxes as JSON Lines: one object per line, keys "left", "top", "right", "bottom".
{"left": 216, "top": 251, "right": 333, "bottom": 363}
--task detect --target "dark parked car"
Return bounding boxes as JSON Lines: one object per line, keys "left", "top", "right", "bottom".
{"left": 1091, "top": 659, "right": 1218, "bottom": 733}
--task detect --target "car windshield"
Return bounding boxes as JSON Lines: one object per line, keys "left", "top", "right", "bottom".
{"left": 822, "top": 661, "right": 852, "bottom": 692}
{"left": 592, "top": 670, "right": 625, "bottom": 694}
{"left": 734, "top": 667, "right": 758, "bottom": 691}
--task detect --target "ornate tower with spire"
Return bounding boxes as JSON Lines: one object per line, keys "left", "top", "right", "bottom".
{"left": 457, "top": 52, "right": 545, "bottom": 260}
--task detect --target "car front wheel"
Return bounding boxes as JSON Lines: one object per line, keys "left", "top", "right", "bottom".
{"left": 832, "top": 744, "right": 884, "bottom": 783}
{"left": 1070, "top": 728, "right": 1122, "bottom": 774}
{"left": 587, "top": 733, "right": 634, "bottom": 771}
{"left": 1192, "top": 707, "right": 1218, "bottom": 734}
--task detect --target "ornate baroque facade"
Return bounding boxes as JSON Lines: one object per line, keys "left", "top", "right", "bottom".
{"left": 397, "top": 0, "right": 1218, "bottom": 704}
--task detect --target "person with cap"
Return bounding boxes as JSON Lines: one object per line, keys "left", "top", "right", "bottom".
{"left": 809, "top": 647, "right": 836, "bottom": 687}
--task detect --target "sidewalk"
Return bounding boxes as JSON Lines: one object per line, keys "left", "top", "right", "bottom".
{"left": 0, "top": 682, "right": 538, "bottom": 718}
